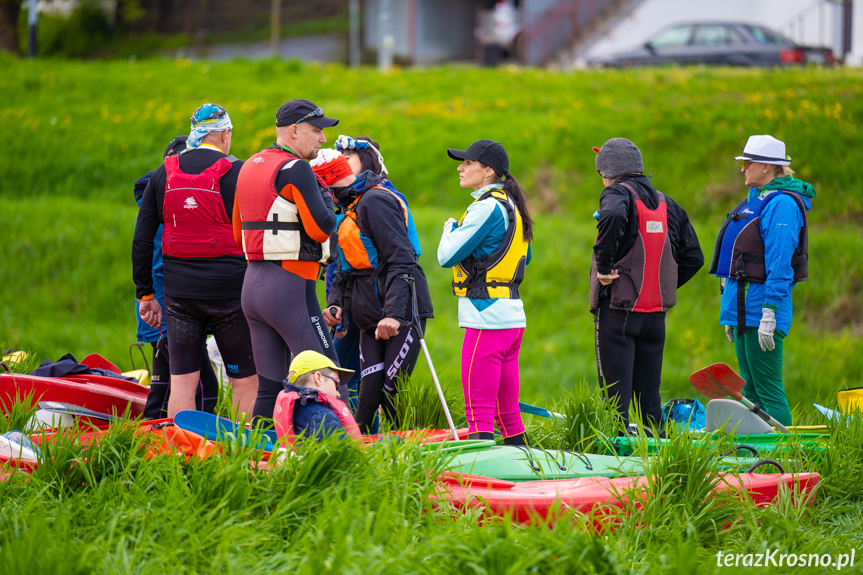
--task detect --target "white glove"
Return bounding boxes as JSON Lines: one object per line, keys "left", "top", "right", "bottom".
{"left": 725, "top": 325, "right": 734, "bottom": 343}
{"left": 443, "top": 218, "right": 457, "bottom": 234}
{"left": 758, "top": 308, "right": 776, "bottom": 352}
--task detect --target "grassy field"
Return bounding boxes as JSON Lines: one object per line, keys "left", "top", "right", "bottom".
{"left": 2, "top": 55, "right": 863, "bottom": 573}
{"left": 2, "top": 55, "right": 862, "bottom": 415}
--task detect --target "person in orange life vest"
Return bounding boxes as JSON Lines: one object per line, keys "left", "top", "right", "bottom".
{"left": 590, "top": 138, "right": 703, "bottom": 430}
{"left": 273, "top": 350, "right": 361, "bottom": 441}
{"left": 233, "top": 99, "right": 341, "bottom": 425}
{"left": 133, "top": 103, "right": 258, "bottom": 419}
{"left": 323, "top": 161, "right": 432, "bottom": 435}
{"left": 438, "top": 139, "right": 533, "bottom": 444}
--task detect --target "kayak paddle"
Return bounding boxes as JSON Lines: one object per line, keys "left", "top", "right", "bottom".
{"left": 403, "top": 275, "right": 460, "bottom": 441}
{"left": 689, "top": 363, "right": 790, "bottom": 433}
{"left": 173, "top": 410, "right": 278, "bottom": 451}
{"left": 38, "top": 400, "right": 127, "bottom": 423}
{"left": 519, "top": 401, "right": 565, "bottom": 419}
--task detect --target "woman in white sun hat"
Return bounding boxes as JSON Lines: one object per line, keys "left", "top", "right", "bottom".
{"left": 709, "top": 135, "right": 816, "bottom": 426}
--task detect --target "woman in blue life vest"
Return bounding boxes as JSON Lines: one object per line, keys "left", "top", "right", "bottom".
{"left": 710, "top": 135, "right": 815, "bottom": 427}
{"left": 322, "top": 152, "right": 432, "bottom": 435}
{"left": 437, "top": 139, "right": 533, "bottom": 445}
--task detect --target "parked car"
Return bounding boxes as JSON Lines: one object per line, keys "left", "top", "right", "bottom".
{"left": 588, "top": 21, "right": 836, "bottom": 68}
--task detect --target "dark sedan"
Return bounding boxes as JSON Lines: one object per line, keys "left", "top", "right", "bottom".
{"left": 588, "top": 21, "right": 836, "bottom": 68}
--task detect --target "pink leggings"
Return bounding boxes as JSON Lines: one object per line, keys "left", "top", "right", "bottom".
{"left": 461, "top": 328, "right": 526, "bottom": 437}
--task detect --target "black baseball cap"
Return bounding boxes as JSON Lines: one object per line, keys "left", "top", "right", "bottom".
{"left": 275, "top": 99, "right": 339, "bottom": 128}
{"left": 163, "top": 135, "right": 188, "bottom": 158}
{"left": 447, "top": 139, "right": 509, "bottom": 177}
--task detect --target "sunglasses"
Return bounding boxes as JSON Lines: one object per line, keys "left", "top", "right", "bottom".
{"left": 741, "top": 160, "right": 753, "bottom": 170}
{"left": 317, "top": 372, "right": 339, "bottom": 385}
{"left": 296, "top": 107, "right": 324, "bottom": 125}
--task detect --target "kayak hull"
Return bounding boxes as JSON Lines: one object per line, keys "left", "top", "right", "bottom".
{"left": 435, "top": 471, "right": 821, "bottom": 528}
{"left": 0, "top": 373, "right": 147, "bottom": 419}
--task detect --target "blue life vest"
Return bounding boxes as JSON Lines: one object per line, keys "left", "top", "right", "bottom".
{"left": 711, "top": 190, "right": 808, "bottom": 283}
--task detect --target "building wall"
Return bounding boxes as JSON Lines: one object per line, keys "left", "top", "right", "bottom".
{"left": 414, "top": 0, "right": 485, "bottom": 64}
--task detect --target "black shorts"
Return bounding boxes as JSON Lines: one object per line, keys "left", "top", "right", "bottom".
{"left": 164, "top": 294, "right": 256, "bottom": 378}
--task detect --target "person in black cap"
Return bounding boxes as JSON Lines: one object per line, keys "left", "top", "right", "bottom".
{"left": 590, "top": 137, "right": 703, "bottom": 431}
{"left": 134, "top": 103, "right": 258, "bottom": 419}
{"left": 233, "top": 99, "right": 343, "bottom": 425}
{"left": 437, "top": 139, "right": 534, "bottom": 445}
{"left": 133, "top": 135, "right": 222, "bottom": 419}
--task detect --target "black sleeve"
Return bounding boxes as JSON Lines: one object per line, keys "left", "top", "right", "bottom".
{"left": 361, "top": 192, "right": 417, "bottom": 324}
{"left": 669, "top": 200, "right": 704, "bottom": 288}
{"left": 593, "top": 185, "right": 631, "bottom": 275}
{"left": 219, "top": 159, "right": 244, "bottom": 220}
{"left": 132, "top": 166, "right": 165, "bottom": 299}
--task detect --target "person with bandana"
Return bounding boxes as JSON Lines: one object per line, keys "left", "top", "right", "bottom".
{"left": 133, "top": 103, "right": 258, "bottom": 419}
{"left": 133, "top": 135, "right": 222, "bottom": 419}
{"left": 233, "top": 99, "right": 341, "bottom": 425}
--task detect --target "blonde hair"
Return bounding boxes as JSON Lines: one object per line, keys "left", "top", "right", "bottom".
{"left": 773, "top": 164, "right": 795, "bottom": 178}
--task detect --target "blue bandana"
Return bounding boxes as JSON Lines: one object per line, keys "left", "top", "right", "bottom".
{"left": 187, "top": 103, "right": 232, "bottom": 150}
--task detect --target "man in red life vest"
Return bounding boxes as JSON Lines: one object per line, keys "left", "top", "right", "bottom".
{"left": 233, "top": 99, "right": 341, "bottom": 425}
{"left": 590, "top": 138, "right": 704, "bottom": 431}
{"left": 133, "top": 103, "right": 258, "bottom": 419}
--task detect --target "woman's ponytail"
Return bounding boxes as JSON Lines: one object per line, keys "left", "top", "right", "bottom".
{"left": 500, "top": 174, "right": 534, "bottom": 243}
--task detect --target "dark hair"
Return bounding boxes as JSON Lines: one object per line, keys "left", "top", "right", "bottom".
{"left": 348, "top": 135, "right": 384, "bottom": 176}
{"left": 493, "top": 172, "right": 534, "bottom": 242}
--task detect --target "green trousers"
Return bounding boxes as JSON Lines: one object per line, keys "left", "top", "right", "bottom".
{"left": 732, "top": 327, "right": 792, "bottom": 427}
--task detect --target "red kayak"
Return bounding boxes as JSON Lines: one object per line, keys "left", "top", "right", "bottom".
{"left": 0, "top": 373, "right": 147, "bottom": 419}
{"left": 435, "top": 471, "right": 820, "bottom": 529}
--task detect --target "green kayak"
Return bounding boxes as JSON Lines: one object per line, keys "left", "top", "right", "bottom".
{"left": 435, "top": 441, "right": 763, "bottom": 482}
{"left": 600, "top": 431, "right": 828, "bottom": 457}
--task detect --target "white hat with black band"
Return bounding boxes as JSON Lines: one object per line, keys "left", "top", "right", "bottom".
{"left": 734, "top": 135, "right": 791, "bottom": 166}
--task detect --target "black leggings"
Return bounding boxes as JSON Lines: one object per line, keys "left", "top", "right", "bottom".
{"left": 356, "top": 321, "right": 424, "bottom": 434}
{"left": 143, "top": 338, "right": 220, "bottom": 419}
{"left": 594, "top": 298, "right": 666, "bottom": 428}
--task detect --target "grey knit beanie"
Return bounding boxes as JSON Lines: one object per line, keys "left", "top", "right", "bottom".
{"left": 595, "top": 138, "right": 644, "bottom": 178}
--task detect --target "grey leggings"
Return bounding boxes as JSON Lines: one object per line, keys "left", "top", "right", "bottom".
{"left": 242, "top": 261, "right": 338, "bottom": 421}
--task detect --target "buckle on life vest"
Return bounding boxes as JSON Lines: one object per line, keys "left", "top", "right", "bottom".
{"left": 241, "top": 213, "right": 301, "bottom": 235}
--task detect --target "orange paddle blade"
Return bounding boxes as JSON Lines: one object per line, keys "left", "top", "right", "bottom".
{"left": 689, "top": 363, "right": 745, "bottom": 400}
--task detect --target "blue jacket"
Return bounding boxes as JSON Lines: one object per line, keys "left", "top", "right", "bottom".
{"left": 134, "top": 171, "right": 166, "bottom": 342}
{"left": 283, "top": 382, "right": 347, "bottom": 441}
{"left": 719, "top": 176, "right": 815, "bottom": 335}
{"left": 437, "top": 184, "right": 532, "bottom": 330}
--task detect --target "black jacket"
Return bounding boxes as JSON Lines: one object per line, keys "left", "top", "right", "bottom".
{"left": 593, "top": 174, "right": 703, "bottom": 289}
{"left": 327, "top": 173, "right": 433, "bottom": 333}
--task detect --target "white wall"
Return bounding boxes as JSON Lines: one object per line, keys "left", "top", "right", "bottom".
{"left": 579, "top": 0, "right": 862, "bottom": 65}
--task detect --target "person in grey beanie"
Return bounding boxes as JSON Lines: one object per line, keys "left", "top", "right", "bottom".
{"left": 590, "top": 137, "right": 704, "bottom": 432}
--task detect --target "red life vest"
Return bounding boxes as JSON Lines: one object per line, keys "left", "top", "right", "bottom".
{"left": 235, "top": 147, "right": 330, "bottom": 263}
{"left": 590, "top": 182, "right": 677, "bottom": 313}
{"left": 162, "top": 155, "right": 244, "bottom": 258}
{"left": 273, "top": 389, "right": 362, "bottom": 444}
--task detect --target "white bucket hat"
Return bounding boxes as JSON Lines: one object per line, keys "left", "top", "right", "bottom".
{"left": 734, "top": 135, "right": 791, "bottom": 166}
